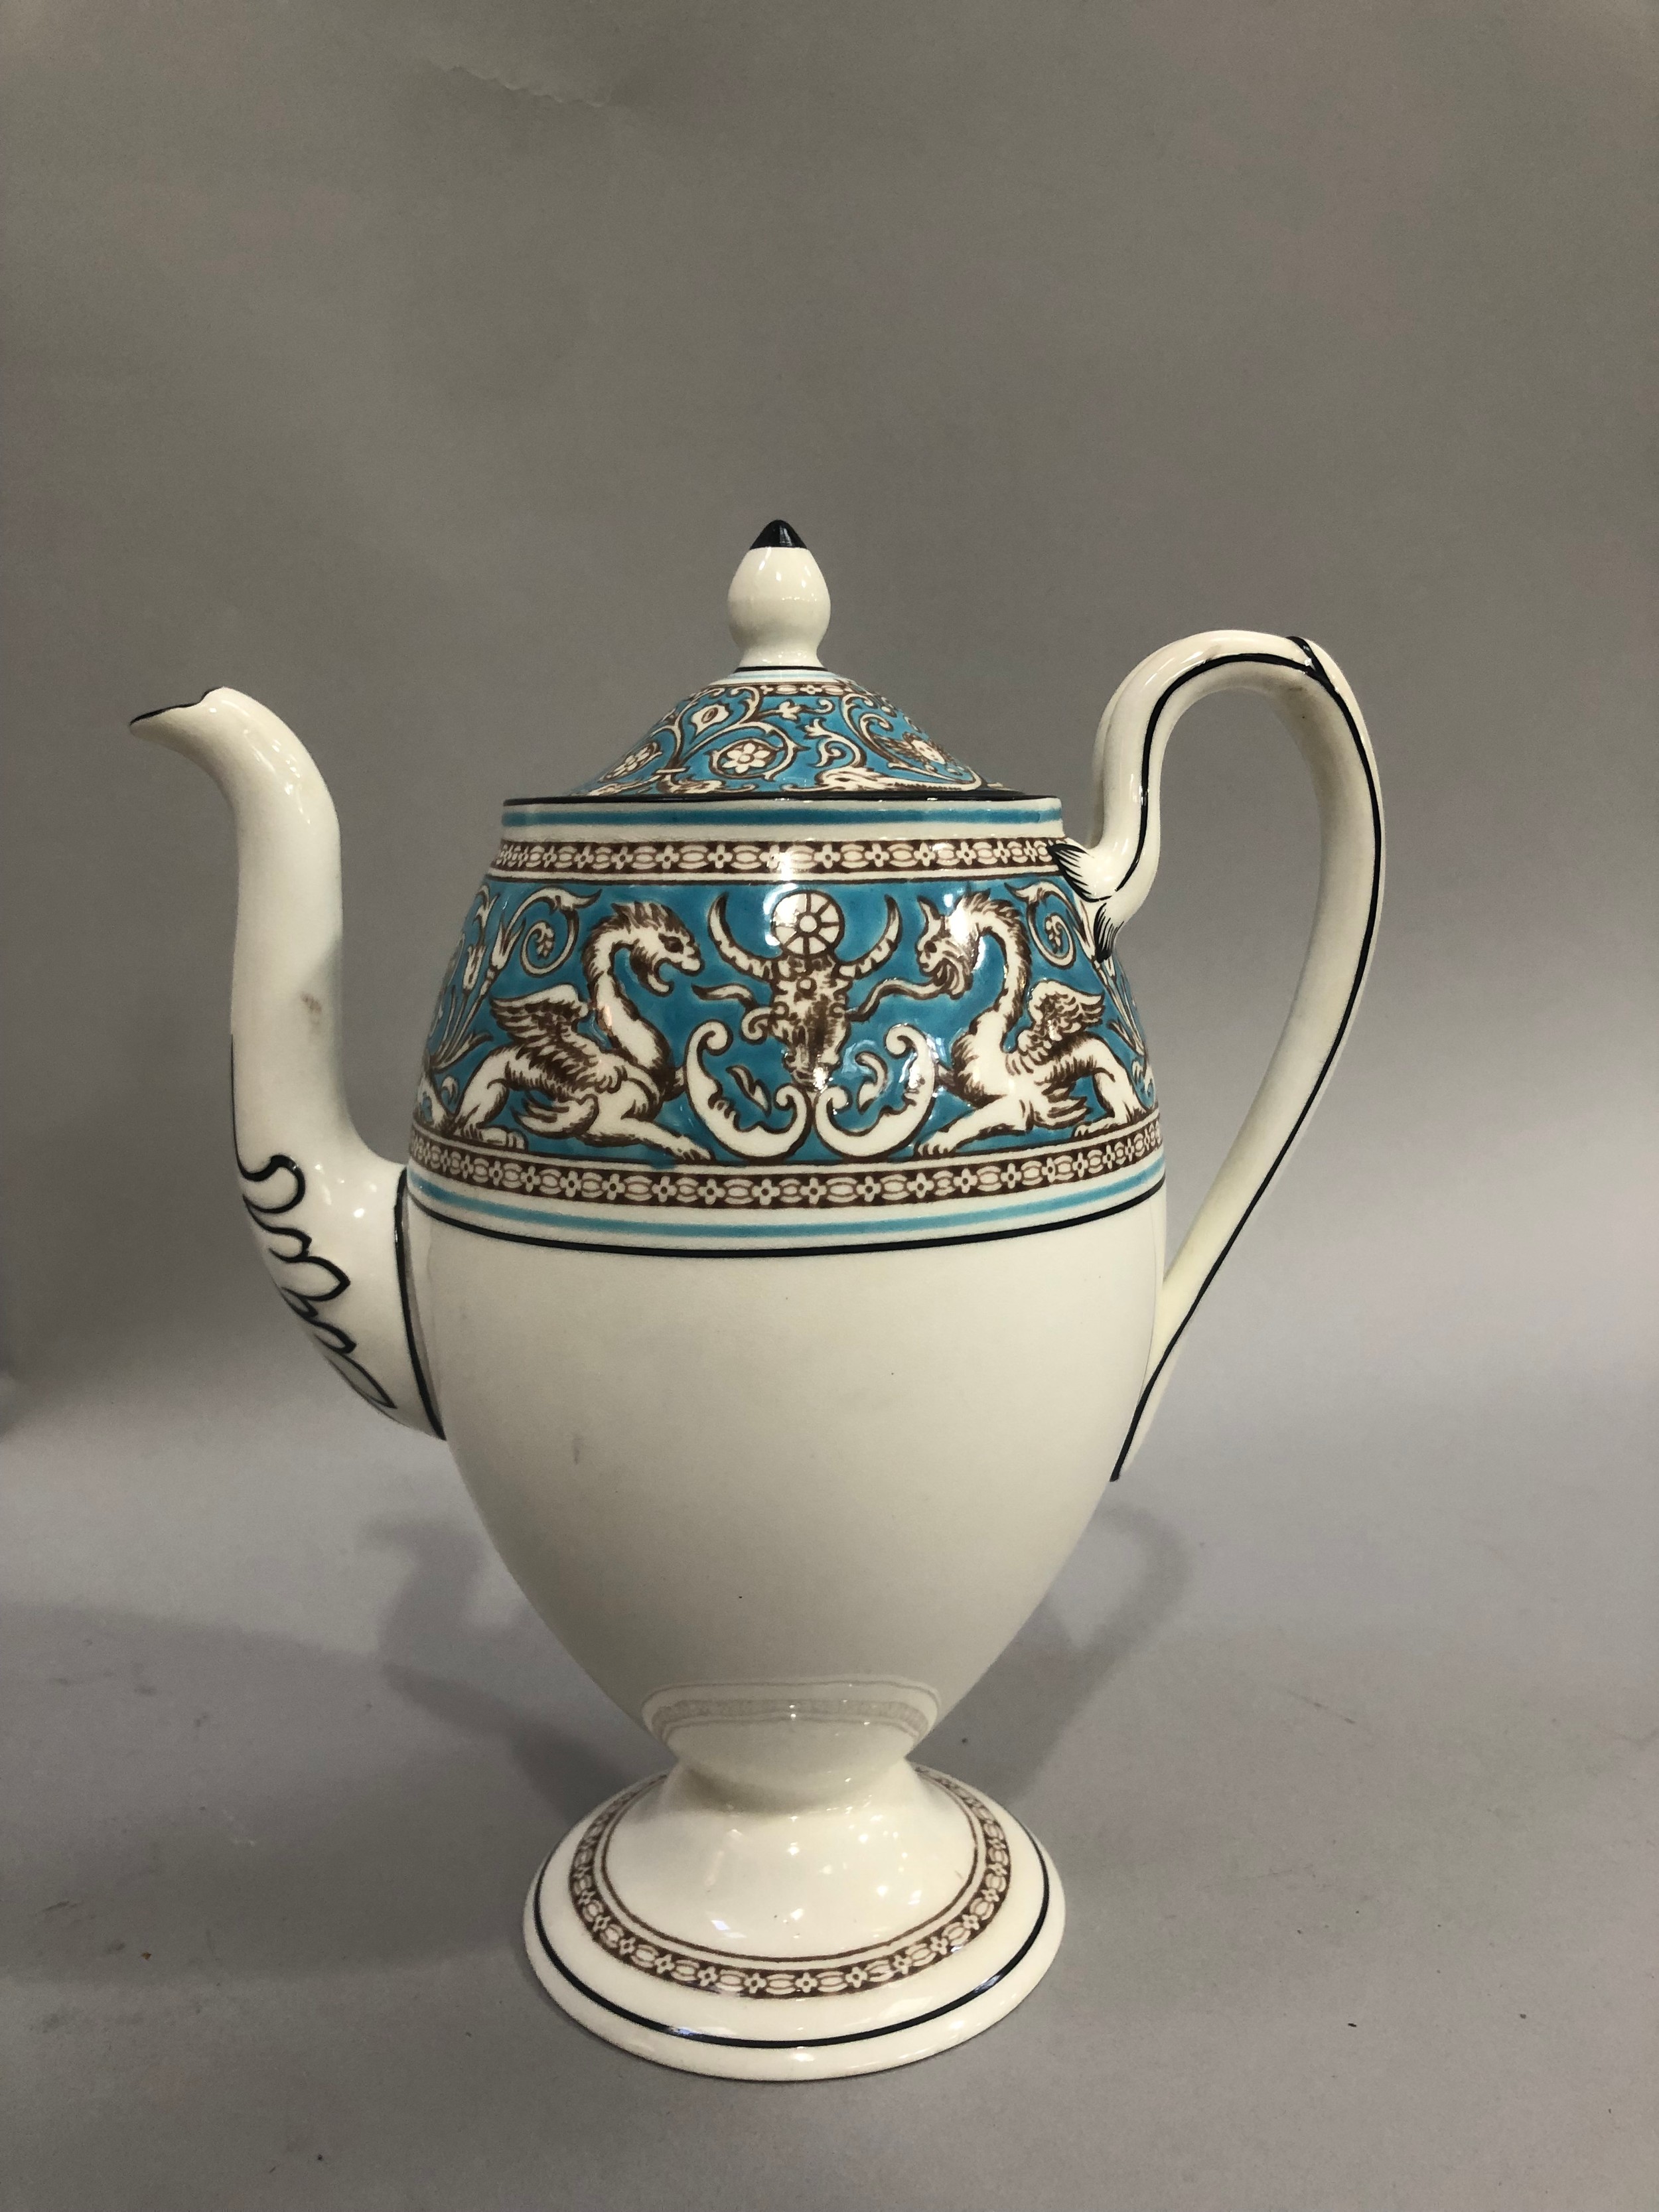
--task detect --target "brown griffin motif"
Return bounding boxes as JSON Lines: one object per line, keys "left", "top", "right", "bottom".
{"left": 914, "top": 891, "right": 1143, "bottom": 1154}
{"left": 441, "top": 902, "right": 711, "bottom": 1161}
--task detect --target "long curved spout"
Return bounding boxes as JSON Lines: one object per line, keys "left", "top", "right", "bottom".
{"left": 133, "top": 688, "right": 443, "bottom": 1436}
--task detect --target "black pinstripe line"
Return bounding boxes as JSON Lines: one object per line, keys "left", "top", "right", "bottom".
{"left": 528, "top": 1828, "right": 1052, "bottom": 2053}
{"left": 1108, "top": 639, "right": 1384, "bottom": 1479}
{"left": 504, "top": 787, "right": 1046, "bottom": 809}
{"left": 393, "top": 1169, "right": 445, "bottom": 1439}
{"left": 405, "top": 1173, "right": 1163, "bottom": 1264}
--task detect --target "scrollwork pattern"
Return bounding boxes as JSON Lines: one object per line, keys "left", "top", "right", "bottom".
{"left": 236, "top": 1146, "right": 396, "bottom": 1412}
{"left": 413, "top": 859, "right": 1158, "bottom": 1196}
{"left": 576, "top": 679, "right": 985, "bottom": 798}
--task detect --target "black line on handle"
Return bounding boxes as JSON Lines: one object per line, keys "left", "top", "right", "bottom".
{"left": 1108, "top": 639, "right": 1384, "bottom": 1479}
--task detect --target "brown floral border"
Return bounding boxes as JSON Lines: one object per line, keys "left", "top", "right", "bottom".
{"left": 489, "top": 834, "right": 1058, "bottom": 883}
{"left": 568, "top": 1771, "right": 1010, "bottom": 1998}
{"left": 408, "top": 1112, "right": 1161, "bottom": 1214}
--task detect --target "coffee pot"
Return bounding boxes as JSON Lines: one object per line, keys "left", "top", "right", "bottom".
{"left": 135, "top": 522, "right": 1382, "bottom": 2078}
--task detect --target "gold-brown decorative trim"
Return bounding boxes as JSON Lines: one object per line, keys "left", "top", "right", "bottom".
{"left": 569, "top": 1771, "right": 1009, "bottom": 1997}
{"left": 489, "top": 834, "right": 1058, "bottom": 883}
{"left": 408, "top": 1112, "right": 1161, "bottom": 1213}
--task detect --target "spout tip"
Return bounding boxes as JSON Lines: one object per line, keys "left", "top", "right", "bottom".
{"left": 130, "top": 686, "right": 218, "bottom": 733}
{"left": 750, "top": 518, "right": 807, "bottom": 552}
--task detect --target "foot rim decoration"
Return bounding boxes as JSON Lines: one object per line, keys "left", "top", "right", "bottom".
{"left": 522, "top": 1771, "right": 1066, "bottom": 2081}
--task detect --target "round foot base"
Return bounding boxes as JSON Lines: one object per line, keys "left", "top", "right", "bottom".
{"left": 524, "top": 1766, "right": 1064, "bottom": 2081}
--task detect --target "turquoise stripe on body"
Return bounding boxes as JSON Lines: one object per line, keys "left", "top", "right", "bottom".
{"left": 408, "top": 1156, "right": 1163, "bottom": 1254}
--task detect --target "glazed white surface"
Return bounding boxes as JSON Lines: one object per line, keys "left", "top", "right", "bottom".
{"left": 526, "top": 1769, "right": 1064, "bottom": 2080}
{"left": 727, "top": 540, "right": 830, "bottom": 668}
{"left": 129, "top": 609, "right": 1378, "bottom": 2079}
{"left": 407, "top": 1134, "right": 1155, "bottom": 2071}
{"left": 407, "top": 1197, "right": 1164, "bottom": 1753}
{"left": 132, "top": 689, "right": 437, "bottom": 1435}
{"left": 1068, "top": 632, "right": 1382, "bottom": 1447}
{"left": 605, "top": 1761, "right": 967, "bottom": 1951}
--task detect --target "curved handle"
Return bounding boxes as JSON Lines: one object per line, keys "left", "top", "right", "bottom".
{"left": 1060, "top": 630, "right": 1384, "bottom": 1477}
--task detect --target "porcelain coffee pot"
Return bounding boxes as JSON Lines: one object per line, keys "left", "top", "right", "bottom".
{"left": 135, "top": 524, "right": 1382, "bottom": 2079}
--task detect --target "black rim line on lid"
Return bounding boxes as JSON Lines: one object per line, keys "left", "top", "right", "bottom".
{"left": 503, "top": 786, "right": 1051, "bottom": 809}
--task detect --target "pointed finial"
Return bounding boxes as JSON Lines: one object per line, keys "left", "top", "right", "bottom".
{"left": 728, "top": 523, "right": 830, "bottom": 669}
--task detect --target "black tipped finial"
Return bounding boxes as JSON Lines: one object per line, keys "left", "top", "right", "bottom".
{"left": 751, "top": 518, "right": 806, "bottom": 550}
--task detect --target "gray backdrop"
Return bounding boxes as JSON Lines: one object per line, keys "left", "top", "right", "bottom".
{"left": 3, "top": 3, "right": 1654, "bottom": 2207}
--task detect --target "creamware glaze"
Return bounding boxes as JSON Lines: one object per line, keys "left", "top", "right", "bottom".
{"left": 135, "top": 524, "right": 1382, "bottom": 2077}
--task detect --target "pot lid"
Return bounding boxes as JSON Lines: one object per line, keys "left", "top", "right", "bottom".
{"left": 573, "top": 522, "right": 991, "bottom": 800}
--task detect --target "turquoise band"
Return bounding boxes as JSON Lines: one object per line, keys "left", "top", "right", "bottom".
{"left": 408, "top": 1153, "right": 1163, "bottom": 1257}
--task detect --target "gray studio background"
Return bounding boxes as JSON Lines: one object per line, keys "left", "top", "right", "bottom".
{"left": 2, "top": 5, "right": 1653, "bottom": 2208}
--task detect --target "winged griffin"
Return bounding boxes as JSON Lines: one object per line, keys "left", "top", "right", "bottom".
{"left": 913, "top": 891, "right": 1145, "bottom": 1155}
{"left": 429, "top": 900, "right": 712, "bottom": 1161}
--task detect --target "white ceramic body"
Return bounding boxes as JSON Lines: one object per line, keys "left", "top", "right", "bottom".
{"left": 408, "top": 1199, "right": 1163, "bottom": 1774}
{"left": 134, "top": 600, "right": 1380, "bottom": 2079}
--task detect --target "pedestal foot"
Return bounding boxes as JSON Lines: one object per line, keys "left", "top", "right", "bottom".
{"left": 523, "top": 1763, "right": 1064, "bottom": 2081}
